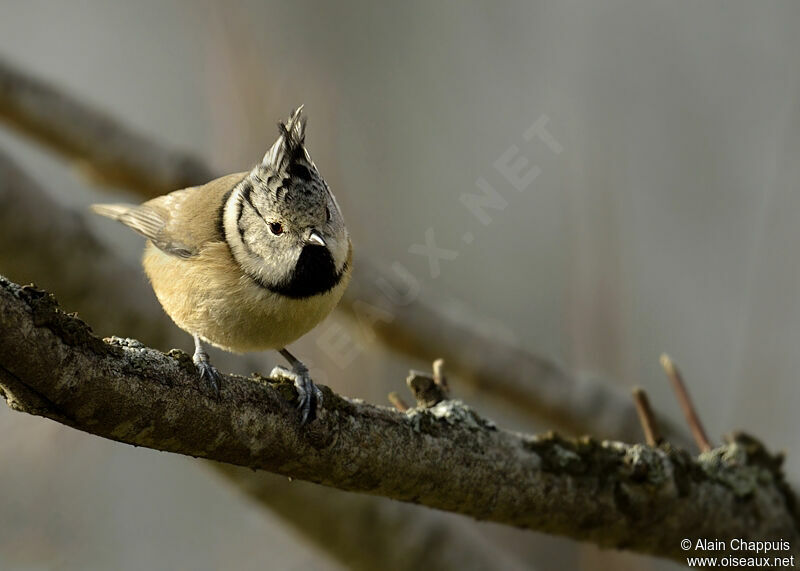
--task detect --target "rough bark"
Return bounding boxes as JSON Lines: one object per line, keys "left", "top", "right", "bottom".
{"left": 0, "top": 276, "right": 796, "bottom": 563}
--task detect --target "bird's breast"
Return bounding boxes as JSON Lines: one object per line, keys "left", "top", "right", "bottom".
{"left": 142, "top": 241, "right": 351, "bottom": 353}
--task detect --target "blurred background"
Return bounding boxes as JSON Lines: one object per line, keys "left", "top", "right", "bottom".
{"left": 1, "top": 1, "right": 799, "bottom": 569}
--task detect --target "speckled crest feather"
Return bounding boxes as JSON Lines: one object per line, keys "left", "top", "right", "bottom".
{"left": 261, "top": 105, "right": 311, "bottom": 174}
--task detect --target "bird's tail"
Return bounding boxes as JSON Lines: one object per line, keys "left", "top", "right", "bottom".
{"left": 90, "top": 203, "right": 165, "bottom": 244}
{"left": 90, "top": 203, "right": 135, "bottom": 221}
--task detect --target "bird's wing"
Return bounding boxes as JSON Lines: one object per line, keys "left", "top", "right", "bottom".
{"left": 92, "top": 171, "right": 247, "bottom": 259}
{"left": 91, "top": 201, "right": 197, "bottom": 258}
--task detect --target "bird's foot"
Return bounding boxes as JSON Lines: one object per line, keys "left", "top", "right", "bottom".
{"left": 193, "top": 353, "right": 222, "bottom": 397}
{"left": 270, "top": 363, "right": 321, "bottom": 425}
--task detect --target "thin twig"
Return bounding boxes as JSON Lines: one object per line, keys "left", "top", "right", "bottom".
{"left": 660, "top": 353, "right": 712, "bottom": 453}
{"left": 432, "top": 358, "right": 449, "bottom": 393}
{"left": 631, "top": 387, "right": 662, "bottom": 447}
{"left": 388, "top": 391, "right": 409, "bottom": 412}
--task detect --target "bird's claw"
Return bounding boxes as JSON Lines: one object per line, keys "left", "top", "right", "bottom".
{"left": 270, "top": 365, "right": 321, "bottom": 425}
{"left": 195, "top": 360, "right": 222, "bottom": 397}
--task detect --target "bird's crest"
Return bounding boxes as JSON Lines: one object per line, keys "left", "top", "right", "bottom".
{"left": 261, "top": 105, "right": 310, "bottom": 173}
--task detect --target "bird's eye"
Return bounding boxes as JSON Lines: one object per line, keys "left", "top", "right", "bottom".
{"left": 325, "top": 206, "right": 331, "bottom": 222}
{"left": 269, "top": 222, "right": 284, "bottom": 235}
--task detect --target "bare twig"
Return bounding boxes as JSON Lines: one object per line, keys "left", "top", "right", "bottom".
{"left": 0, "top": 59, "right": 690, "bottom": 444}
{"left": 660, "top": 353, "right": 712, "bottom": 453}
{"left": 631, "top": 387, "right": 662, "bottom": 447}
{"left": 432, "top": 358, "right": 448, "bottom": 392}
{"left": 0, "top": 276, "right": 797, "bottom": 563}
{"left": 387, "top": 392, "right": 409, "bottom": 412}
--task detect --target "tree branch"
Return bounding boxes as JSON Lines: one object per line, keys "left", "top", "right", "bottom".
{"left": 0, "top": 58, "right": 686, "bottom": 443}
{"left": 0, "top": 57, "right": 213, "bottom": 197}
{"left": 0, "top": 276, "right": 797, "bottom": 562}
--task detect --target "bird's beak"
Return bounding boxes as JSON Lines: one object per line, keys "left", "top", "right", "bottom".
{"left": 306, "top": 229, "right": 326, "bottom": 247}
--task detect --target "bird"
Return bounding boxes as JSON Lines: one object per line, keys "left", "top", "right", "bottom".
{"left": 91, "top": 106, "right": 352, "bottom": 424}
